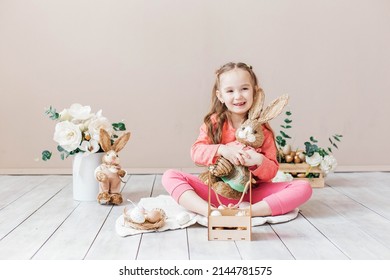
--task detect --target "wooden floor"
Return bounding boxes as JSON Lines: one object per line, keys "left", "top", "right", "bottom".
{"left": 0, "top": 172, "right": 389, "bottom": 260}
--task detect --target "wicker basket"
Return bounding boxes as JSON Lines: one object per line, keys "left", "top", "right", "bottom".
{"left": 123, "top": 207, "right": 167, "bottom": 230}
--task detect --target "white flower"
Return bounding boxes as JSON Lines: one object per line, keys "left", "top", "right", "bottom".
{"left": 272, "top": 171, "right": 294, "bottom": 182}
{"left": 53, "top": 121, "right": 82, "bottom": 152}
{"left": 320, "top": 155, "right": 338, "bottom": 174}
{"left": 79, "top": 139, "right": 100, "bottom": 154}
{"left": 68, "top": 103, "right": 92, "bottom": 121}
{"left": 88, "top": 115, "right": 113, "bottom": 141}
{"left": 58, "top": 109, "right": 72, "bottom": 121}
{"left": 305, "top": 152, "right": 322, "bottom": 167}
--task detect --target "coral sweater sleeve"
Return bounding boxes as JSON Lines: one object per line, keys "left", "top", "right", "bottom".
{"left": 190, "top": 123, "right": 222, "bottom": 166}
{"left": 250, "top": 125, "right": 279, "bottom": 182}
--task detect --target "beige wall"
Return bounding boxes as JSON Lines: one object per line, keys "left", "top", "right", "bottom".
{"left": 0, "top": 0, "right": 389, "bottom": 174}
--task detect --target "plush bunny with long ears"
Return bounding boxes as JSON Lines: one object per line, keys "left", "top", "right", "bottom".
{"left": 95, "top": 128, "right": 131, "bottom": 205}
{"left": 199, "top": 89, "right": 289, "bottom": 201}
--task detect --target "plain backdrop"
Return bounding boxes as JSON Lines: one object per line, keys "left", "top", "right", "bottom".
{"left": 0, "top": 0, "right": 389, "bottom": 174}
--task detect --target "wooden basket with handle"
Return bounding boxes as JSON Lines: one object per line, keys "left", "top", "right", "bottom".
{"left": 208, "top": 172, "right": 252, "bottom": 241}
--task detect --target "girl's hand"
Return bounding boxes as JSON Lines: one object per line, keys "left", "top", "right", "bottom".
{"left": 241, "top": 149, "right": 264, "bottom": 167}
{"left": 217, "top": 145, "right": 250, "bottom": 166}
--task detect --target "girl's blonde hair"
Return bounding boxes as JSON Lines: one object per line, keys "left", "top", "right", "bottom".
{"left": 204, "top": 62, "right": 260, "bottom": 144}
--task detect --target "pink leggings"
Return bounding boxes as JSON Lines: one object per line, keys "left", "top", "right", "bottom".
{"left": 162, "top": 169, "right": 312, "bottom": 216}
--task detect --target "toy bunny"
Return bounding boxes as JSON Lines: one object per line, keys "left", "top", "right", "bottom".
{"left": 95, "top": 128, "right": 131, "bottom": 205}
{"left": 199, "top": 89, "right": 289, "bottom": 201}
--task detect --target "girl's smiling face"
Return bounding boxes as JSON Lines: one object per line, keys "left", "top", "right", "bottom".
{"left": 216, "top": 68, "right": 254, "bottom": 120}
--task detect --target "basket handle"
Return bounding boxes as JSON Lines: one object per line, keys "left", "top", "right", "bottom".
{"left": 208, "top": 171, "right": 252, "bottom": 209}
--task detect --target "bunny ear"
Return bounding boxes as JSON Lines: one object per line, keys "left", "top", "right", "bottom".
{"left": 112, "top": 132, "right": 131, "bottom": 152}
{"left": 258, "top": 94, "right": 289, "bottom": 123}
{"left": 99, "top": 129, "right": 112, "bottom": 152}
{"left": 248, "top": 88, "right": 265, "bottom": 120}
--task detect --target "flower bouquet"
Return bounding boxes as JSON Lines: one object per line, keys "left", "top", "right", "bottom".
{"left": 42, "top": 103, "right": 128, "bottom": 201}
{"left": 274, "top": 110, "right": 342, "bottom": 187}
{"left": 42, "top": 103, "right": 126, "bottom": 160}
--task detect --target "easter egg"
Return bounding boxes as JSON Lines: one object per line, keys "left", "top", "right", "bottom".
{"left": 285, "top": 155, "right": 293, "bottom": 163}
{"left": 298, "top": 152, "right": 306, "bottom": 161}
{"left": 282, "top": 144, "right": 291, "bottom": 155}
{"left": 130, "top": 207, "right": 146, "bottom": 224}
{"left": 145, "top": 209, "right": 162, "bottom": 223}
{"left": 176, "top": 212, "right": 190, "bottom": 225}
{"left": 210, "top": 210, "right": 222, "bottom": 216}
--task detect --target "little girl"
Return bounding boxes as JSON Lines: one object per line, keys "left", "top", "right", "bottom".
{"left": 162, "top": 62, "right": 312, "bottom": 217}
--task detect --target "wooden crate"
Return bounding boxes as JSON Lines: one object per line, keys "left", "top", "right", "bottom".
{"left": 208, "top": 208, "right": 251, "bottom": 241}
{"left": 207, "top": 172, "right": 252, "bottom": 241}
{"left": 279, "top": 163, "right": 325, "bottom": 188}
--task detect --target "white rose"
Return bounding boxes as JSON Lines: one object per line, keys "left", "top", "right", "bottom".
{"left": 53, "top": 121, "right": 82, "bottom": 152}
{"left": 88, "top": 116, "right": 113, "bottom": 141}
{"left": 272, "top": 171, "right": 294, "bottom": 183}
{"left": 68, "top": 103, "right": 92, "bottom": 121}
{"left": 305, "top": 152, "right": 322, "bottom": 167}
{"left": 320, "top": 155, "right": 338, "bottom": 174}
{"left": 58, "top": 109, "right": 72, "bottom": 121}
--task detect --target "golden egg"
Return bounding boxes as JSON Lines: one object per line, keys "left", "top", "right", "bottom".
{"left": 290, "top": 151, "right": 296, "bottom": 157}
{"left": 294, "top": 155, "right": 301, "bottom": 163}
{"left": 285, "top": 155, "right": 293, "bottom": 163}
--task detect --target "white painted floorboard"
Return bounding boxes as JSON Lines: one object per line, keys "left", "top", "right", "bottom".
{"left": 0, "top": 172, "right": 389, "bottom": 260}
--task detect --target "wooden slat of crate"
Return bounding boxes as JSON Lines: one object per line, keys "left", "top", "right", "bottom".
{"left": 208, "top": 215, "right": 251, "bottom": 241}
{"left": 279, "top": 163, "right": 325, "bottom": 188}
{"left": 279, "top": 163, "right": 322, "bottom": 173}
{"left": 209, "top": 227, "right": 251, "bottom": 241}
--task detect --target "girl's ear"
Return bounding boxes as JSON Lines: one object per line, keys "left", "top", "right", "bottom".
{"left": 258, "top": 94, "right": 289, "bottom": 123}
{"left": 99, "top": 129, "right": 112, "bottom": 152}
{"left": 248, "top": 88, "right": 265, "bottom": 120}
{"left": 112, "top": 132, "right": 131, "bottom": 153}
{"left": 215, "top": 90, "right": 223, "bottom": 103}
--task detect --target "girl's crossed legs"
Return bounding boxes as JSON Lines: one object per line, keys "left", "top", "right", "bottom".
{"left": 162, "top": 169, "right": 312, "bottom": 217}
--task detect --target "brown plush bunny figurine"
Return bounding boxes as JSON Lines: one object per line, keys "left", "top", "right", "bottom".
{"left": 199, "top": 89, "right": 289, "bottom": 201}
{"left": 95, "top": 128, "right": 131, "bottom": 205}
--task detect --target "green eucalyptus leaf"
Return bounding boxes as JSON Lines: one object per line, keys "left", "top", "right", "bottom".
{"left": 41, "top": 150, "right": 52, "bottom": 161}
{"left": 57, "top": 145, "right": 65, "bottom": 152}
{"left": 112, "top": 122, "right": 126, "bottom": 131}
{"left": 280, "top": 131, "right": 291, "bottom": 139}
{"left": 45, "top": 106, "right": 60, "bottom": 120}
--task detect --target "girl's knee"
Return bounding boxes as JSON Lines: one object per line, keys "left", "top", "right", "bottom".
{"left": 162, "top": 169, "right": 180, "bottom": 182}
{"left": 161, "top": 169, "right": 187, "bottom": 193}
{"left": 296, "top": 180, "right": 313, "bottom": 201}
